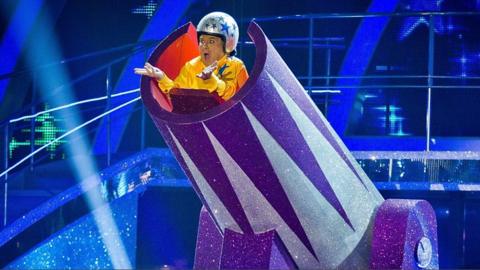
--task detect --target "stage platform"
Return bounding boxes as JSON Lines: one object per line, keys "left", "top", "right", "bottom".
{"left": 0, "top": 148, "right": 479, "bottom": 268}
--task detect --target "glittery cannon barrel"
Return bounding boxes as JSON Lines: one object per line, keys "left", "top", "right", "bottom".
{"left": 140, "top": 22, "right": 438, "bottom": 269}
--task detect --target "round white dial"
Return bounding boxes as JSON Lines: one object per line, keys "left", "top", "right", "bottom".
{"left": 415, "top": 237, "right": 432, "bottom": 268}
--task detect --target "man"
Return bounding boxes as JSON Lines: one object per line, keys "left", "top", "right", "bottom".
{"left": 135, "top": 12, "right": 248, "bottom": 101}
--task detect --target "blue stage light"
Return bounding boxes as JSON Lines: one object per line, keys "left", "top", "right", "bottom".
{"left": 12, "top": 6, "right": 133, "bottom": 268}
{"left": 0, "top": 0, "right": 44, "bottom": 101}
{"left": 330, "top": 0, "right": 400, "bottom": 135}
{"left": 93, "top": 0, "right": 195, "bottom": 155}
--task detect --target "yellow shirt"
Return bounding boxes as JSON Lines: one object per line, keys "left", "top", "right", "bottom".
{"left": 157, "top": 55, "right": 248, "bottom": 101}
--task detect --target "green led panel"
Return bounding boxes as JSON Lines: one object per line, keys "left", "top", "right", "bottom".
{"left": 9, "top": 105, "right": 66, "bottom": 160}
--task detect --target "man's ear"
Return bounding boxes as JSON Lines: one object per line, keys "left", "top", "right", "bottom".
{"left": 222, "top": 40, "right": 227, "bottom": 53}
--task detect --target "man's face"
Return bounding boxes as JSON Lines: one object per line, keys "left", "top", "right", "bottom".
{"left": 199, "top": 34, "right": 226, "bottom": 66}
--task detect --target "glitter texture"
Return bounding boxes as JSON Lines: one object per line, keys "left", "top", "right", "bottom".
{"left": 370, "top": 199, "right": 439, "bottom": 269}
{"left": 354, "top": 151, "right": 480, "bottom": 184}
{"left": 194, "top": 207, "right": 223, "bottom": 269}
{"left": 1, "top": 148, "right": 185, "bottom": 268}
{"left": 6, "top": 192, "right": 138, "bottom": 269}
{"left": 220, "top": 229, "right": 289, "bottom": 269}
{"left": 140, "top": 22, "right": 439, "bottom": 269}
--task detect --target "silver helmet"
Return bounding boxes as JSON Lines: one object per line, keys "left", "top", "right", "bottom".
{"left": 197, "top": 12, "right": 239, "bottom": 54}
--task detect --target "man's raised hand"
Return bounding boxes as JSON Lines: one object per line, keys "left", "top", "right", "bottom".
{"left": 196, "top": 61, "right": 218, "bottom": 80}
{"left": 134, "top": 63, "right": 165, "bottom": 80}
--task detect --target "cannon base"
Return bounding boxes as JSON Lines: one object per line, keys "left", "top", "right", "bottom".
{"left": 194, "top": 198, "right": 439, "bottom": 270}
{"left": 193, "top": 207, "right": 295, "bottom": 269}
{"left": 371, "top": 199, "right": 439, "bottom": 270}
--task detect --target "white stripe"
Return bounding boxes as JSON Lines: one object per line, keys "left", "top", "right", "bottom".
{"left": 269, "top": 72, "right": 382, "bottom": 234}
{"left": 242, "top": 102, "right": 362, "bottom": 269}
{"left": 289, "top": 74, "right": 382, "bottom": 199}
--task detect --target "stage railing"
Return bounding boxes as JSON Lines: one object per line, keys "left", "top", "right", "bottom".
{"left": 0, "top": 40, "right": 158, "bottom": 227}
{"left": 240, "top": 11, "right": 480, "bottom": 150}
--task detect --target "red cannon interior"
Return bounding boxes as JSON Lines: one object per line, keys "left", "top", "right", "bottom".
{"left": 149, "top": 24, "right": 222, "bottom": 114}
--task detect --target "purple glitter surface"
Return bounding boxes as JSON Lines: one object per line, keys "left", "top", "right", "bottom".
{"left": 240, "top": 71, "right": 353, "bottom": 229}
{"left": 205, "top": 104, "right": 316, "bottom": 255}
{"left": 259, "top": 37, "right": 372, "bottom": 191}
{"left": 270, "top": 235, "right": 296, "bottom": 269}
{"left": 194, "top": 207, "right": 223, "bottom": 270}
{"left": 220, "top": 229, "right": 276, "bottom": 269}
{"left": 370, "top": 199, "right": 439, "bottom": 270}
{"left": 168, "top": 122, "right": 254, "bottom": 233}
{"left": 262, "top": 48, "right": 370, "bottom": 191}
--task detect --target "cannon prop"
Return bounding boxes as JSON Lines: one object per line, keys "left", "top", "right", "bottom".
{"left": 140, "top": 22, "right": 438, "bottom": 270}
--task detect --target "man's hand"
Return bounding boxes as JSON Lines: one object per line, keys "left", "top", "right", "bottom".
{"left": 134, "top": 63, "right": 165, "bottom": 80}
{"left": 196, "top": 61, "right": 218, "bottom": 80}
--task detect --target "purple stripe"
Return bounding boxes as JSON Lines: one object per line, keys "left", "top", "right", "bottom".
{"left": 194, "top": 207, "right": 223, "bottom": 269}
{"left": 155, "top": 121, "right": 206, "bottom": 202}
{"left": 264, "top": 46, "right": 370, "bottom": 191}
{"left": 157, "top": 120, "right": 242, "bottom": 234}
{"left": 243, "top": 70, "right": 353, "bottom": 230}
{"left": 206, "top": 104, "right": 317, "bottom": 258}
{"left": 167, "top": 122, "right": 254, "bottom": 234}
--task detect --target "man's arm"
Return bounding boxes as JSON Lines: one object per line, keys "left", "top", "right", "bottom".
{"left": 157, "top": 64, "right": 191, "bottom": 93}
{"left": 134, "top": 62, "right": 176, "bottom": 94}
